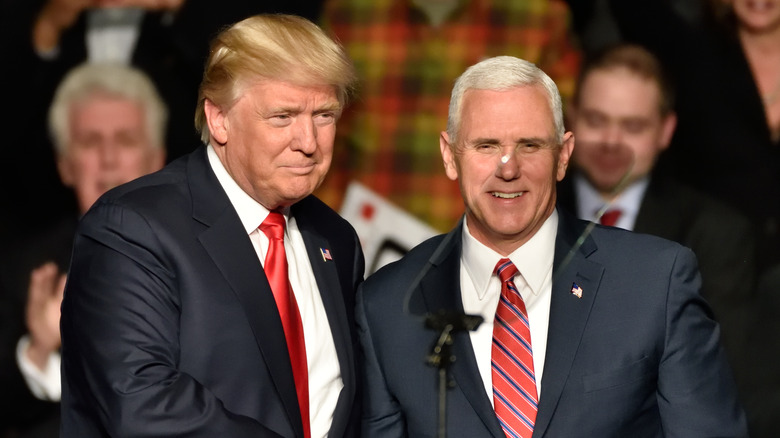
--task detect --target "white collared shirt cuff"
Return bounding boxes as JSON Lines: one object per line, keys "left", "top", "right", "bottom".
{"left": 16, "top": 335, "right": 62, "bottom": 401}
{"left": 35, "top": 45, "right": 60, "bottom": 60}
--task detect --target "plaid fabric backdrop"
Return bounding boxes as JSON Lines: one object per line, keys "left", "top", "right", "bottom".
{"left": 316, "top": 0, "right": 581, "bottom": 232}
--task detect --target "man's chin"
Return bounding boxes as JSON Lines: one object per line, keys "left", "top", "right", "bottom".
{"left": 279, "top": 189, "right": 316, "bottom": 207}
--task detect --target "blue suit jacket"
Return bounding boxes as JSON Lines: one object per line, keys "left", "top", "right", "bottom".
{"left": 60, "top": 145, "right": 364, "bottom": 437}
{"left": 357, "top": 209, "right": 748, "bottom": 437}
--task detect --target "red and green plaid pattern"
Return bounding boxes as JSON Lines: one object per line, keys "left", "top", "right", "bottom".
{"left": 317, "top": 0, "right": 581, "bottom": 232}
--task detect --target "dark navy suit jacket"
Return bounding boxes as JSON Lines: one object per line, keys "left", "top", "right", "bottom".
{"left": 357, "top": 209, "right": 747, "bottom": 437}
{"left": 557, "top": 174, "right": 758, "bottom": 404}
{"left": 60, "top": 145, "right": 364, "bottom": 437}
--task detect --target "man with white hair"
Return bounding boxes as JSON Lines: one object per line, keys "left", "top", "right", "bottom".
{"left": 356, "top": 55, "right": 747, "bottom": 437}
{"left": 0, "top": 62, "right": 166, "bottom": 438}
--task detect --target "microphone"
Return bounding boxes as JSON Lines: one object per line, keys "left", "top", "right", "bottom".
{"left": 425, "top": 310, "right": 484, "bottom": 332}
{"left": 402, "top": 233, "right": 482, "bottom": 438}
{"left": 400, "top": 217, "right": 484, "bottom": 335}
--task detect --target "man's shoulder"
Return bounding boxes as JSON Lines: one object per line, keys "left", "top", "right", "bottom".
{"left": 294, "top": 195, "right": 342, "bottom": 221}
{"left": 76, "top": 154, "right": 198, "bottom": 238}
{"left": 559, "top": 205, "right": 684, "bottom": 252}
{"left": 94, "top": 153, "right": 192, "bottom": 211}
{"left": 676, "top": 184, "right": 752, "bottom": 229}
{"left": 647, "top": 177, "right": 751, "bottom": 229}
{"left": 586, "top": 224, "right": 695, "bottom": 273}
{"left": 596, "top": 222, "right": 685, "bottom": 249}
{"left": 293, "top": 195, "right": 358, "bottom": 238}
{"left": 363, "top": 233, "right": 451, "bottom": 289}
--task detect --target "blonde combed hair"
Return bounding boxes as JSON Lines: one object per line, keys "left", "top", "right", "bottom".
{"left": 194, "top": 14, "right": 357, "bottom": 144}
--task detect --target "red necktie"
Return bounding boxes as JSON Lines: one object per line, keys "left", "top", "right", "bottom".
{"left": 599, "top": 209, "right": 622, "bottom": 227}
{"left": 259, "top": 211, "right": 310, "bottom": 438}
{"left": 492, "top": 258, "right": 537, "bottom": 438}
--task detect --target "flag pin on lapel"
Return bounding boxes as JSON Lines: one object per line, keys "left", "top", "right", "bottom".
{"left": 320, "top": 248, "right": 333, "bottom": 262}
{"left": 571, "top": 282, "right": 583, "bottom": 298}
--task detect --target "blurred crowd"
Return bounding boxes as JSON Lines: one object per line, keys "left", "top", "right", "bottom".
{"left": 0, "top": 0, "right": 778, "bottom": 437}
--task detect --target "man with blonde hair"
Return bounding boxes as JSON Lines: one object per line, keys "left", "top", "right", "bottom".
{"left": 60, "top": 14, "right": 363, "bottom": 437}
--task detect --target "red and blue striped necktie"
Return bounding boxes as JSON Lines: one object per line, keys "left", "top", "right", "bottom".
{"left": 492, "top": 258, "right": 537, "bottom": 438}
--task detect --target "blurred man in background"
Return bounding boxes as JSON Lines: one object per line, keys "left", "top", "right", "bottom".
{"left": 0, "top": 62, "right": 167, "bottom": 438}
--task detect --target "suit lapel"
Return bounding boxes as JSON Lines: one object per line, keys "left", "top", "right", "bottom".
{"left": 415, "top": 212, "right": 606, "bottom": 437}
{"left": 532, "top": 210, "right": 604, "bottom": 437}
{"left": 418, "top": 224, "right": 506, "bottom": 437}
{"left": 188, "top": 147, "right": 303, "bottom": 437}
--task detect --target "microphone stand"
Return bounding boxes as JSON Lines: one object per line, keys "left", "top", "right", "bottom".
{"left": 399, "top": 220, "right": 482, "bottom": 437}
{"left": 425, "top": 311, "right": 483, "bottom": 438}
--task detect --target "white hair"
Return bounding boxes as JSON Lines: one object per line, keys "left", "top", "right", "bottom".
{"left": 446, "top": 56, "right": 564, "bottom": 144}
{"left": 48, "top": 62, "right": 168, "bottom": 156}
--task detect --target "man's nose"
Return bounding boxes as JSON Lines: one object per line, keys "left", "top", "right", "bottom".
{"left": 99, "top": 142, "right": 120, "bottom": 167}
{"left": 599, "top": 124, "right": 623, "bottom": 149}
{"left": 495, "top": 146, "right": 522, "bottom": 180}
{"left": 292, "top": 118, "right": 317, "bottom": 154}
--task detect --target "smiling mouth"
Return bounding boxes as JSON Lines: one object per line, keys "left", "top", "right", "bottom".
{"left": 286, "top": 161, "right": 316, "bottom": 167}
{"left": 285, "top": 162, "right": 317, "bottom": 172}
{"left": 747, "top": 1, "right": 775, "bottom": 12}
{"left": 491, "top": 192, "right": 524, "bottom": 199}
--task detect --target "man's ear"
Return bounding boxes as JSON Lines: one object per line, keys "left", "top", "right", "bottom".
{"left": 440, "top": 131, "right": 459, "bottom": 181}
{"left": 57, "top": 155, "right": 75, "bottom": 187}
{"left": 151, "top": 147, "right": 166, "bottom": 171}
{"left": 556, "top": 131, "right": 575, "bottom": 182}
{"left": 204, "top": 99, "right": 228, "bottom": 145}
{"left": 658, "top": 112, "right": 677, "bottom": 152}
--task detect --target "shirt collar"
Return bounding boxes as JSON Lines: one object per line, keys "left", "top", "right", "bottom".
{"left": 573, "top": 171, "right": 649, "bottom": 221}
{"left": 461, "top": 209, "right": 558, "bottom": 300}
{"left": 206, "top": 144, "right": 288, "bottom": 234}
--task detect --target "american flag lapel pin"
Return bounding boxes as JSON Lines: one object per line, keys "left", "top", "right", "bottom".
{"left": 571, "top": 282, "right": 583, "bottom": 299}
{"left": 320, "top": 247, "right": 333, "bottom": 262}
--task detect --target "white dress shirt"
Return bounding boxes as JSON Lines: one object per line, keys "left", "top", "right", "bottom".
{"left": 573, "top": 172, "right": 650, "bottom": 231}
{"left": 460, "top": 211, "right": 558, "bottom": 402}
{"left": 208, "top": 145, "right": 342, "bottom": 438}
{"left": 86, "top": 8, "right": 144, "bottom": 64}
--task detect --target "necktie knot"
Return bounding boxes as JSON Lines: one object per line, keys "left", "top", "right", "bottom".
{"left": 260, "top": 211, "right": 286, "bottom": 240}
{"left": 495, "top": 258, "right": 519, "bottom": 284}
{"left": 599, "top": 209, "right": 622, "bottom": 227}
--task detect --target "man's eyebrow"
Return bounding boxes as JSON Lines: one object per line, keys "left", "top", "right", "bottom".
{"left": 266, "top": 102, "right": 342, "bottom": 113}
{"left": 465, "top": 137, "right": 501, "bottom": 146}
{"left": 314, "top": 102, "right": 342, "bottom": 112}
{"left": 515, "top": 136, "right": 553, "bottom": 145}
{"left": 464, "top": 136, "right": 553, "bottom": 146}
